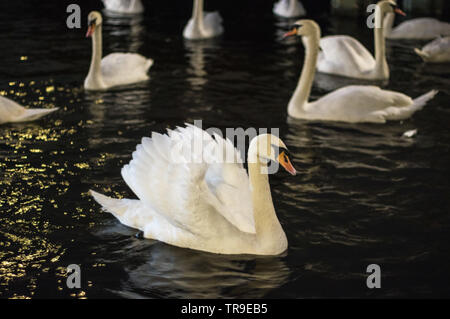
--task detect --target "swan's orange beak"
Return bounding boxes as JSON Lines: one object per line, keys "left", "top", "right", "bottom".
{"left": 86, "top": 24, "right": 96, "bottom": 38}
{"left": 283, "top": 28, "right": 298, "bottom": 39}
{"left": 394, "top": 8, "right": 406, "bottom": 16}
{"left": 278, "top": 151, "right": 297, "bottom": 176}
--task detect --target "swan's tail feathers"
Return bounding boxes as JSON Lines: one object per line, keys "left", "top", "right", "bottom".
{"left": 145, "top": 59, "right": 154, "bottom": 72}
{"left": 90, "top": 190, "right": 125, "bottom": 216}
{"left": 414, "top": 48, "right": 429, "bottom": 61}
{"left": 382, "top": 90, "right": 438, "bottom": 122}
{"left": 412, "top": 90, "right": 439, "bottom": 111}
{"left": 14, "top": 107, "right": 58, "bottom": 123}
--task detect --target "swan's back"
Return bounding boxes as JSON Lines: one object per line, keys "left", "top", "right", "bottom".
{"left": 102, "top": 0, "right": 144, "bottom": 14}
{"left": 101, "top": 53, "right": 153, "bottom": 87}
{"left": 307, "top": 86, "right": 412, "bottom": 122}
{"left": 273, "top": 0, "right": 306, "bottom": 18}
{"left": 203, "top": 12, "right": 224, "bottom": 36}
{"left": 390, "top": 18, "right": 450, "bottom": 39}
{"left": 416, "top": 37, "right": 450, "bottom": 62}
{"left": 318, "top": 36, "right": 375, "bottom": 76}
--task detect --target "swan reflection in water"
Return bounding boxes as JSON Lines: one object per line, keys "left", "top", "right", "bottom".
{"left": 102, "top": 11, "right": 146, "bottom": 52}
{"left": 95, "top": 237, "right": 291, "bottom": 298}
{"left": 184, "top": 40, "right": 220, "bottom": 90}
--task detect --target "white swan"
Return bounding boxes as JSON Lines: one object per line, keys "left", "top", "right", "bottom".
{"left": 0, "top": 95, "right": 58, "bottom": 125}
{"left": 84, "top": 11, "right": 153, "bottom": 91}
{"left": 317, "top": 0, "right": 405, "bottom": 80}
{"left": 101, "top": 0, "right": 144, "bottom": 14}
{"left": 183, "top": 0, "right": 224, "bottom": 40}
{"left": 273, "top": 0, "right": 306, "bottom": 18}
{"left": 415, "top": 36, "right": 450, "bottom": 63}
{"left": 284, "top": 20, "right": 438, "bottom": 123}
{"left": 384, "top": 13, "right": 450, "bottom": 40}
{"left": 90, "top": 124, "right": 297, "bottom": 255}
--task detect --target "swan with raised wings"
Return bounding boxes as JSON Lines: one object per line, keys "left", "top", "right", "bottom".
{"left": 284, "top": 20, "right": 437, "bottom": 123}
{"left": 273, "top": 0, "right": 306, "bottom": 18}
{"left": 317, "top": 0, "right": 405, "bottom": 80}
{"left": 0, "top": 95, "right": 58, "bottom": 125}
{"left": 415, "top": 37, "right": 450, "bottom": 63}
{"left": 90, "top": 125, "right": 297, "bottom": 255}
{"left": 84, "top": 11, "right": 153, "bottom": 91}
{"left": 384, "top": 13, "right": 450, "bottom": 40}
{"left": 183, "top": 0, "right": 224, "bottom": 40}
{"left": 101, "top": 0, "right": 144, "bottom": 14}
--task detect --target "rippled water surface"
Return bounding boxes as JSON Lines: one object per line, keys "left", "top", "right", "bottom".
{"left": 1, "top": 1, "right": 449, "bottom": 298}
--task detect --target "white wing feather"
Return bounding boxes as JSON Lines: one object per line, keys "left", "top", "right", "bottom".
{"left": 120, "top": 125, "right": 256, "bottom": 235}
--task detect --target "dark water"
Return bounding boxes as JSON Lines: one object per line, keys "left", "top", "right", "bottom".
{"left": 1, "top": 1, "right": 449, "bottom": 299}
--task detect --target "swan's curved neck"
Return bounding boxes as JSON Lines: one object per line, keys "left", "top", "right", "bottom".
{"left": 192, "top": 0, "right": 204, "bottom": 29}
{"left": 247, "top": 147, "right": 286, "bottom": 247}
{"left": 374, "top": 6, "right": 389, "bottom": 78}
{"left": 288, "top": 29, "right": 320, "bottom": 115}
{"left": 86, "top": 25, "right": 104, "bottom": 87}
{"left": 383, "top": 12, "right": 394, "bottom": 37}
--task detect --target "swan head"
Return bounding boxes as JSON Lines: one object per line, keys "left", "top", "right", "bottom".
{"left": 249, "top": 134, "right": 296, "bottom": 176}
{"left": 377, "top": 0, "right": 406, "bottom": 16}
{"left": 86, "top": 11, "right": 103, "bottom": 38}
{"left": 283, "top": 20, "right": 320, "bottom": 39}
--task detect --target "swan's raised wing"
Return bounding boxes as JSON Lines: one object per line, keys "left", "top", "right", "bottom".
{"left": 121, "top": 125, "right": 255, "bottom": 235}
{"left": 319, "top": 35, "right": 375, "bottom": 74}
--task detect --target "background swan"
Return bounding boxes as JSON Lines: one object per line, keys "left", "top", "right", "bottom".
{"left": 0, "top": 95, "right": 58, "bottom": 125}
{"left": 415, "top": 37, "right": 450, "bottom": 63}
{"left": 285, "top": 20, "right": 437, "bottom": 123}
{"left": 90, "top": 124, "right": 297, "bottom": 255}
{"left": 317, "top": 0, "right": 405, "bottom": 80}
{"left": 102, "top": 0, "right": 144, "bottom": 14}
{"left": 84, "top": 11, "right": 153, "bottom": 91}
{"left": 384, "top": 13, "right": 450, "bottom": 40}
{"left": 273, "top": 0, "right": 306, "bottom": 18}
{"left": 183, "top": 0, "right": 224, "bottom": 40}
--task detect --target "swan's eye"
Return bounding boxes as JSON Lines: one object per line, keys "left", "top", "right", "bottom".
{"left": 88, "top": 18, "right": 97, "bottom": 26}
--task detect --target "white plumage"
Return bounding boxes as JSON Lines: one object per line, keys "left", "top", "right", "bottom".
{"left": 0, "top": 95, "right": 58, "bottom": 125}
{"left": 183, "top": 0, "right": 224, "bottom": 40}
{"left": 273, "top": 0, "right": 306, "bottom": 18}
{"left": 91, "top": 125, "right": 295, "bottom": 255}
{"left": 286, "top": 20, "right": 438, "bottom": 123}
{"left": 84, "top": 11, "right": 153, "bottom": 91}
{"left": 317, "top": 0, "right": 395, "bottom": 80}
{"left": 384, "top": 14, "right": 450, "bottom": 40}
{"left": 101, "top": 0, "right": 144, "bottom": 14}
{"left": 415, "top": 37, "right": 450, "bottom": 63}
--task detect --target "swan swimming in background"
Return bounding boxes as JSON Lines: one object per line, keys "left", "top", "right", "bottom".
{"left": 284, "top": 20, "right": 438, "bottom": 123}
{"left": 384, "top": 12, "right": 450, "bottom": 40}
{"left": 0, "top": 95, "right": 58, "bottom": 125}
{"left": 317, "top": 0, "right": 405, "bottom": 80}
{"left": 273, "top": 0, "right": 306, "bottom": 18}
{"left": 415, "top": 37, "right": 450, "bottom": 63}
{"left": 101, "top": 0, "right": 144, "bottom": 14}
{"left": 84, "top": 11, "right": 153, "bottom": 91}
{"left": 183, "top": 0, "right": 224, "bottom": 40}
{"left": 90, "top": 124, "right": 297, "bottom": 255}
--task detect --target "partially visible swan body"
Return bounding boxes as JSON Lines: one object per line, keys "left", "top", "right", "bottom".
{"left": 101, "top": 0, "right": 144, "bottom": 14}
{"left": 273, "top": 0, "right": 306, "bottom": 18}
{"left": 90, "top": 124, "right": 297, "bottom": 255}
{"left": 284, "top": 20, "right": 438, "bottom": 123}
{"left": 415, "top": 37, "right": 450, "bottom": 63}
{"left": 384, "top": 13, "right": 450, "bottom": 40}
{"left": 0, "top": 96, "right": 58, "bottom": 125}
{"left": 183, "top": 0, "right": 224, "bottom": 40}
{"left": 317, "top": 0, "right": 405, "bottom": 80}
{"left": 84, "top": 11, "right": 153, "bottom": 91}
